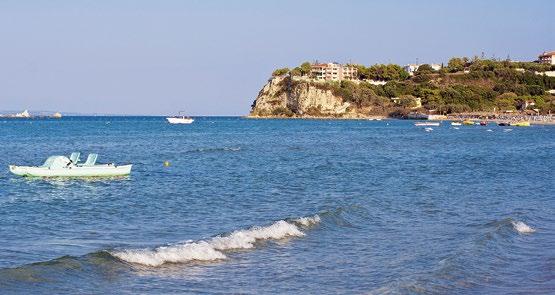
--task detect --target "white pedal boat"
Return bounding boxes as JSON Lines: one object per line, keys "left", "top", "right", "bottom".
{"left": 9, "top": 153, "right": 132, "bottom": 177}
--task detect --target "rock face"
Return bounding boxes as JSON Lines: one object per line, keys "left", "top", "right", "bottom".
{"left": 249, "top": 76, "right": 354, "bottom": 118}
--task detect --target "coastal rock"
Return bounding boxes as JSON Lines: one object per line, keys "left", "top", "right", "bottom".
{"left": 249, "top": 76, "right": 355, "bottom": 118}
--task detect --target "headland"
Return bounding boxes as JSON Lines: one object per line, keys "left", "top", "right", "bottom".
{"left": 249, "top": 53, "right": 555, "bottom": 124}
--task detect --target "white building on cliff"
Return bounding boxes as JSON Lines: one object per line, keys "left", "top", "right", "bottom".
{"left": 538, "top": 51, "right": 555, "bottom": 65}
{"left": 403, "top": 63, "right": 442, "bottom": 75}
{"left": 310, "top": 62, "right": 357, "bottom": 81}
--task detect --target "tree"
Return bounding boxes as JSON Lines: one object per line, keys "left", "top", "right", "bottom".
{"left": 354, "top": 64, "right": 369, "bottom": 80}
{"left": 447, "top": 57, "right": 465, "bottom": 73}
{"left": 398, "top": 95, "right": 419, "bottom": 108}
{"left": 290, "top": 67, "right": 302, "bottom": 76}
{"left": 390, "top": 64, "right": 410, "bottom": 80}
{"left": 367, "top": 64, "right": 409, "bottom": 81}
{"left": 415, "top": 64, "right": 435, "bottom": 75}
{"left": 413, "top": 74, "right": 431, "bottom": 83}
{"left": 272, "top": 68, "right": 290, "bottom": 77}
{"left": 300, "top": 62, "right": 312, "bottom": 76}
{"left": 495, "top": 92, "right": 518, "bottom": 110}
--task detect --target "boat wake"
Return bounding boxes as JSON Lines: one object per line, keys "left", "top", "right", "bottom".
{"left": 109, "top": 215, "right": 321, "bottom": 267}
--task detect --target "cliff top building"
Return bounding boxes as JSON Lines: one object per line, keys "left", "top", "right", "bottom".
{"left": 538, "top": 51, "right": 555, "bottom": 65}
{"left": 403, "top": 63, "right": 442, "bottom": 75}
{"left": 311, "top": 62, "right": 357, "bottom": 81}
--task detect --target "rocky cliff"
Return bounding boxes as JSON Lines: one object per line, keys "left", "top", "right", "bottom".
{"left": 249, "top": 76, "right": 374, "bottom": 118}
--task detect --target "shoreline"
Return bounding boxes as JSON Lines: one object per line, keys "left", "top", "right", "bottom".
{"left": 444, "top": 114, "right": 555, "bottom": 125}
{"left": 246, "top": 114, "right": 555, "bottom": 125}
{"left": 246, "top": 115, "right": 388, "bottom": 121}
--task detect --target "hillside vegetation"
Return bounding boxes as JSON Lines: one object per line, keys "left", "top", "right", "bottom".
{"left": 263, "top": 58, "right": 555, "bottom": 117}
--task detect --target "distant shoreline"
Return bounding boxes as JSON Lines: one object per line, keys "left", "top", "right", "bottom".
{"left": 246, "top": 115, "right": 387, "bottom": 121}
{"left": 247, "top": 113, "right": 555, "bottom": 125}
{"left": 1, "top": 114, "right": 553, "bottom": 125}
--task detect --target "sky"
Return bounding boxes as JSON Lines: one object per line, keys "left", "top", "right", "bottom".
{"left": 0, "top": 0, "right": 553, "bottom": 115}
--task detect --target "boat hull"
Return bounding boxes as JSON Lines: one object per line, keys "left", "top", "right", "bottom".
{"left": 511, "top": 122, "right": 530, "bottom": 127}
{"left": 415, "top": 122, "right": 440, "bottom": 126}
{"left": 167, "top": 117, "right": 194, "bottom": 124}
{"left": 9, "top": 164, "right": 132, "bottom": 177}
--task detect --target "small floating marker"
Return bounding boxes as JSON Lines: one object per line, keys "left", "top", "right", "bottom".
{"left": 163, "top": 161, "right": 171, "bottom": 167}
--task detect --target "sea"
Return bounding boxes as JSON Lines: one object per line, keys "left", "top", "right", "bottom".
{"left": 0, "top": 116, "right": 553, "bottom": 294}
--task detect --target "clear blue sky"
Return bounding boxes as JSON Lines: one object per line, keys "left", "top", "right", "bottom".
{"left": 0, "top": 0, "right": 553, "bottom": 115}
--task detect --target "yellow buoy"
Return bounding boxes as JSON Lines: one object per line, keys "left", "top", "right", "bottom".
{"left": 164, "top": 161, "right": 170, "bottom": 167}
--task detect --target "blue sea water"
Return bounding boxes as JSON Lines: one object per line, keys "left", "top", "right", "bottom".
{"left": 0, "top": 116, "right": 553, "bottom": 294}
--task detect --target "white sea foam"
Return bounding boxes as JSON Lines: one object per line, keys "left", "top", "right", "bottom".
{"left": 210, "top": 220, "right": 305, "bottom": 250}
{"left": 293, "top": 215, "right": 321, "bottom": 227}
{"left": 511, "top": 220, "right": 535, "bottom": 234}
{"left": 111, "top": 241, "right": 226, "bottom": 266}
{"left": 111, "top": 215, "right": 320, "bottom": 267}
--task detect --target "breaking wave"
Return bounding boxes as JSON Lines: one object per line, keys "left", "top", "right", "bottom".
{"left": 110, "top": 215, "right": 321, "bottom": 267}
{"left": 511, "top": 220, "right": 535, "bottom": 234}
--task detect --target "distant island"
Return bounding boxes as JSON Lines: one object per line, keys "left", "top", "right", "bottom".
{"left": 249, "top": 52, "right": 555, "bottom": 123}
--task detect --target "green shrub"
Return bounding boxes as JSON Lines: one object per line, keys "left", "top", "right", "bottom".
{"left": 265, "top": 57, "right": 555, "bottom": 115}
{"left": 272, "top": 106, "right": 294, "bottom": 117}
{"left": 272, "top": 68, "right": 290, "bottom": 77}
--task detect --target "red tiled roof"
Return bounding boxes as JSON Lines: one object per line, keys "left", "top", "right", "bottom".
{"left": 539, "top": 51, "right": 555, "bottom": 57}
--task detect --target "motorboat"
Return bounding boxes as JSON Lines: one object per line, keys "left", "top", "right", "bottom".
{"left": 451, "top": 121, "right": 462, "bottom": 126}
{"left": 462, "top": 119, "right": 474, "bottom": 125}
{"left": 415, "top": 122, "right": 440, "bottom": 126}
{"left": 511, "top": 121, "right": 530, "bottom": 127}
{"left": 167, "top": 112, "right": 194, "bottom": 124}
{"left": 8, "top": 152, "right": 132, "bottom": 177}
{"left": 424, "top": 127, "right": 434, "bottom": 132}
{"left": 480, "top": 121, "right": 488, "bottom": 126}
{"left": 498, "top": 122, "right": 510, "bottom": 126}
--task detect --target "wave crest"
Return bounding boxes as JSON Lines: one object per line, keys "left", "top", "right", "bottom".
{"left": 110, "top": 215, "right": 320, "bottom": 267}
{"left": 292, "top": 215, "right": 321, "bottom": 227}
{"left": 511, "top": 220, "right": 535, "bottom": 234}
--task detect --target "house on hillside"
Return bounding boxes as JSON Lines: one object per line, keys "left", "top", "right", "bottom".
{"left": 403, "top": 63, "right": 442, "bottom": 75}
{"left": 538, "top": 51, "right": 555, "bottom": 65}
{"left": 310, "top": 62, "right": 357, "bottom": 81}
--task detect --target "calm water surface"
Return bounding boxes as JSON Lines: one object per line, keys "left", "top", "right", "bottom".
{"left": 0, "top": 117, "right": 553, "bottom": 294}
